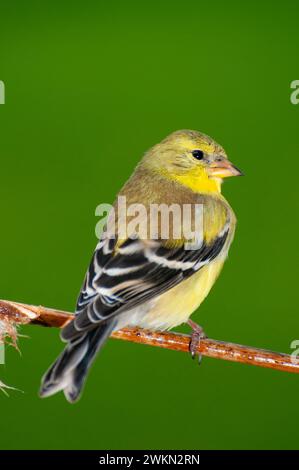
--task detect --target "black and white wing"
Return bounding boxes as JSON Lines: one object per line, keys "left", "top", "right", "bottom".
{"left": 62, "top": 224, "right": 230, "bottom": 342}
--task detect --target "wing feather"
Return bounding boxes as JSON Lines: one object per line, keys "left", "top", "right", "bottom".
{"left": 61, "top": 221, "right": 230, "bottom": 342}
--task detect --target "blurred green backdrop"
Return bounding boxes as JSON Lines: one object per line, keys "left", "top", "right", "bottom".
{"left": 0, "top": 0, "right": 298, "bottom": 450}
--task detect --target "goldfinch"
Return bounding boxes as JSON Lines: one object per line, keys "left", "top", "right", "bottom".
{"left": 40, "top": 130, "right": 242, "bottom": 402}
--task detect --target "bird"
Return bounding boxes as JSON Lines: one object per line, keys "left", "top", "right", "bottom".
{"left": 40, "top": 129, "right": 243, "bottom": 403}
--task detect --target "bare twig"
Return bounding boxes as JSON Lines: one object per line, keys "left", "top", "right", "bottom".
{"left": 0, "top": 299, "right": 298, "bottom": 374}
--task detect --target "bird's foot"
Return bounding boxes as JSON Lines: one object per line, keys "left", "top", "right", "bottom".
{"left": 187, "top": 319, "right": 207, "bottom": 365}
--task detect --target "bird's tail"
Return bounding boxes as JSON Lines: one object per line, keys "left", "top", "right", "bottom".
{"left": 39, "top": 320, "right": 116, "bottom": 403}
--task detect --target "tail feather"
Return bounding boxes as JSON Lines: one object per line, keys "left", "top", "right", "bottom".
{"left": 40, "top": 320, "right": 116, "bottom": 403}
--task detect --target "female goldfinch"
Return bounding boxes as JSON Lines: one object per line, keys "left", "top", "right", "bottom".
{"left": 40, "top": 130, "right": 242, "bottom": 402}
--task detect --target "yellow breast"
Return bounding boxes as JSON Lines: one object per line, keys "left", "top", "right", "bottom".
{"left": 130, "top": 256, "right": 225, "bottom": 331}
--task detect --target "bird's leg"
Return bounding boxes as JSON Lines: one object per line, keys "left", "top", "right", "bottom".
{"left": 187, "top": 319, "right": 207, "bottom": 365}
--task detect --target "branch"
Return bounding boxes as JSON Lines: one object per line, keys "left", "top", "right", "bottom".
{"left": 0, "top": 299, "right": 298, "bottom": 374}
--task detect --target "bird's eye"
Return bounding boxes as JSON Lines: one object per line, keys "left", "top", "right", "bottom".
{"left": 192, "top": 150, "right": 204, "bottom": 160}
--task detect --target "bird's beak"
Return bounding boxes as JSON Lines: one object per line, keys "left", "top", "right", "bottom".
{"left": 208, "top": 160, "right": 244, "bottom": 178}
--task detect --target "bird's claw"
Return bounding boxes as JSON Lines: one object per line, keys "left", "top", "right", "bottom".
{"left": 188, "top": 320, "right": 206, "bottom": 365}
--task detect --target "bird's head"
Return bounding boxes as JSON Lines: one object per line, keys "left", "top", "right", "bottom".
{"left": 142, "top": 130, "right": 243, "bottom": 193}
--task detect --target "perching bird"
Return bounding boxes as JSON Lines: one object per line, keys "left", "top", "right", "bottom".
{"left": 40, "top": 129, "right": 242, "bottom": 402}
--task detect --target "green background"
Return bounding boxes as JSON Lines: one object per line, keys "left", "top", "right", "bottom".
{"left": 0, "top": 0, "right": 298, "bottom": 450}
